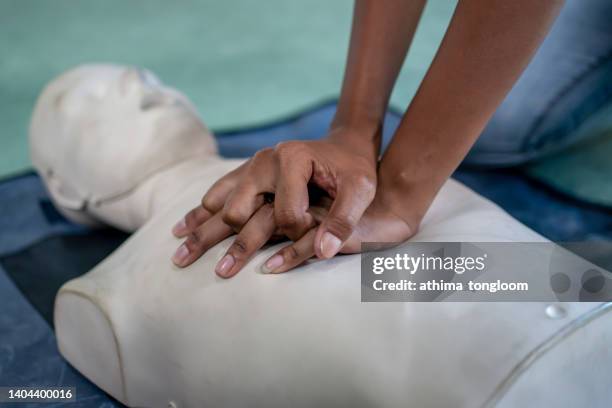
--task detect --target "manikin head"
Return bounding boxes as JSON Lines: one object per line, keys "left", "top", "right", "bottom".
{"left": 30, "top": 64, "right": 217, "bottom": 228}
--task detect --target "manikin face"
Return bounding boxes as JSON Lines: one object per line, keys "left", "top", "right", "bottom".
{"left": 30, "top": 64, "right": 217, "bottom": 209}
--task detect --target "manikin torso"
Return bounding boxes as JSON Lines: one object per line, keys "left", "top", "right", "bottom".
{"left": 30, "top": 65, "right": 612, "bottom": 408}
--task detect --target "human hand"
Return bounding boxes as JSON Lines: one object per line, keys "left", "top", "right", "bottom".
{"left": 170, "top": 183, "right": 417, "bottom": 278}
{"left": 171, "top": 126, "right": 380, "bottom": 267}
{"left": 257, "top": 190, "right": 417, "bottom": 274}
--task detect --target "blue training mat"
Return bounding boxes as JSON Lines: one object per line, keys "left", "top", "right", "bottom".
{"left": 0, "top": 266, "right": 120, "bottom": 408}
{"left": 1, "top": 102, "right": 611, "bottom": 407}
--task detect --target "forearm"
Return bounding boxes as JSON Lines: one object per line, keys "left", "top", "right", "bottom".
{"left": 330, "top": 0, "right": 426, "bottom": 149}
{"left": 379, "top": 0, "right": 563, "bottom": 225}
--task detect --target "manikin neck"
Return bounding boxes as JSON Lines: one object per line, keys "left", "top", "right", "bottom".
{"left": 103, "top": 154, "right": 243, "bottom": 231}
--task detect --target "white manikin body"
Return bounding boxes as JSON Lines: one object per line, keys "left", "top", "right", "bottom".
{"left": 30, "top": 65, "right": 612, "bottom": 408}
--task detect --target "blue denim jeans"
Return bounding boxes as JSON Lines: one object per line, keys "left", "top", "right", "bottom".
{"left": 465, "top": 0, "right": 612, "bottom": 166}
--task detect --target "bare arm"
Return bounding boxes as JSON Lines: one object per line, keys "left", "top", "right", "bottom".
{"left": 378, "top": 0, "right": 564, "bottom": 229}
{"left": 174, "top": 0, "right": 565, "bottom": 275}
{"left": 330, "top": 0, "right": 427, "bottom": 157}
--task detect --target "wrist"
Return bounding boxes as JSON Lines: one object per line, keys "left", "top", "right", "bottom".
{"left": 331, "top": 102, "right": 383, "bottom": 138}
{"left": 375, "top": 160, "right": 442, "bottom": 232}
{"left": 326, "top": 117, "right": 383, "bottom": 163}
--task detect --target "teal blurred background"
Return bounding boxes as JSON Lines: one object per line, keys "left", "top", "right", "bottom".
{"left": 3, "top": 0, "right": 611, "bottom": 206}
{"left": 0, "top": 0, "right": 456, "bottom": 177}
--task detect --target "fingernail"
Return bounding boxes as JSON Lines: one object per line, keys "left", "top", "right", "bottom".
{"left": 215, "top": 254, "right": 235, "bottom": 277}
{"left": 172, "top": 218, "right": 187, "bottom": 236}
{"left": 261, "top": 255, "right": 284, "bottom": 274}
{"left": 320, "top": 232, "right": 342, "bottom": 259}
{"left": 172, "top": 244, "right": 189, "bottom": 266}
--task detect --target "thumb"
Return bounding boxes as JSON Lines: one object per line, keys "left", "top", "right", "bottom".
{"left": 314, "top": 176, "right": 375, "bottom": 259}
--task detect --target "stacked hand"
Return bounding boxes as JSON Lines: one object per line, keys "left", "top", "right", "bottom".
{"left": 167, "top": 0, "right": 562, "bottom": 277}
{"left": 170, "top": 130, "right": 417, "bottom": 278}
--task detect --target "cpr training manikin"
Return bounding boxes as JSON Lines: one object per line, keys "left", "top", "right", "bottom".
{"left": 30, "top": 65, "right": 612, "bottom": 408}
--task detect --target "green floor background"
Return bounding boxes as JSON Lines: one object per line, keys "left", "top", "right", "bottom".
{"left": 0, "top": 0, "right": 456, "bottom": 177}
